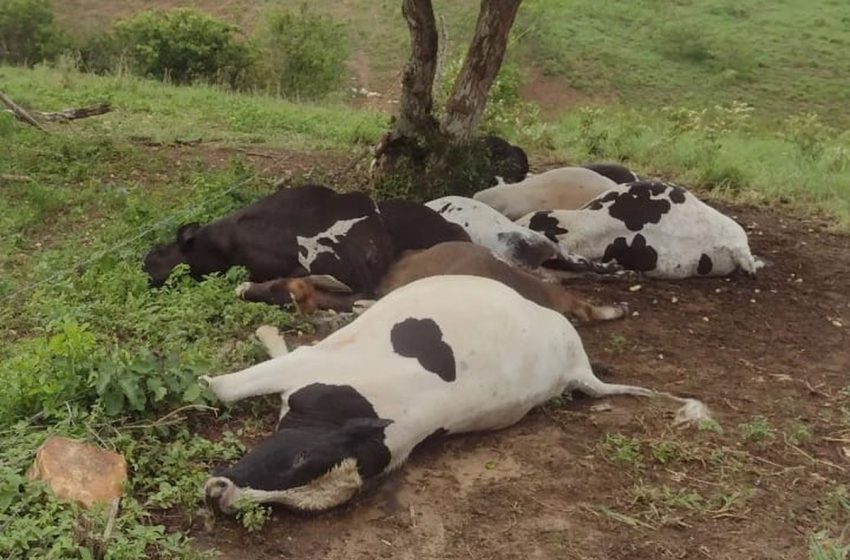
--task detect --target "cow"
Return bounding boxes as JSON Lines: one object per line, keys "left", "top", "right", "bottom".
{"left": 202, "top": 275, "right": 710, "bottom": 514}
{"left": 424, "top": 196, "right": 618, "bottom": 275}
{"left": 376, "top": 199, "right": 471, "bottom": 257}
{"left": 142, "top": 184, "right": 396, "bottom": 295}
{"left": 582, "top": 163, "right": 641, "bottom": 184}
{"left": 517, "top": 180, "right": 761, "bottom": 279}
{"left": 237, "top": 241, "right": 628, "bottom": 322}
{"left": 483, "top": 135, "right": 529, "bottom": 185}
{"left": 472, "top": 167, "right": 620, "bottom": 219}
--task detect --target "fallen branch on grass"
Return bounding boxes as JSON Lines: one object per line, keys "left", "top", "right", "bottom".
{"left": 0, "top": 174, "right": 33, "bottom": 183}
{"left": 1, "top": 92, "right": 112, "bottom": 130}
{"left": 39, "top": 102, "right": 112, "bottom": 123}
{"left": 0, "top": 91, "right": 48, "bottom": 133}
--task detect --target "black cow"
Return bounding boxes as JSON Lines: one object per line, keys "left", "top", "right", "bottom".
{"left": 376, "top": 199, "right": 471, "bottom": 257}
{"left": 142, "top": 184, "right": 395, "bottom": 296}
{"left": 484, "top": 135, "right": 529, "bottom": 185}
{"left": 582, "top": 162, "right": 642, "bottom": 185}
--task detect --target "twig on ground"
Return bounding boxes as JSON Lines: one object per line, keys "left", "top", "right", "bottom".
{"left": 0, "top": 174, "right": 32, "bottom": 183}
{"left": 786, "top": 442, "right": 846, "bottom": 472}
{"left": 234, "top": 147, "right": 274, "bottom": 158}
{"left": 39, "top": 103, "right": 111, "bottom": 122}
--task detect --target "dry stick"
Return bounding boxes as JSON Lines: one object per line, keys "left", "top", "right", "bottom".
{"left": 0, "top": 91, "right": 48, "bottom": 133}
{"left": 0, "top": 174, "right": 32, "bottom": 183}
{"left": 100, "top": 497, "right": 121, "bottom": 555}
{"left": 786, "top": 442, "right": 846, "bottom": 473}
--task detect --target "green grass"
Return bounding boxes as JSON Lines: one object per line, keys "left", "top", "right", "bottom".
{"left": 0, "top": 63, "right": 387, "bottom": 148}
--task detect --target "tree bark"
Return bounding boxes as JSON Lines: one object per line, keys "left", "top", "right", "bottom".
{"left": 441, "top": 0, "right": 522, "bottom": 141}
{"left": 396, "top": 0, "right": 439, "bottom": 137}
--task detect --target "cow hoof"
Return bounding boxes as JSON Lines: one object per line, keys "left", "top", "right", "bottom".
{"left": 235, "top": 282, "right": 252, "bottom": 299}
{"left": 352, "top": 300, "right": 375, "bottom": 315}
{"left": 255, "top": 324, "right": 280, "bottom": 340}
{"left": 199, "top": 375, "right": 213, "bottom": 388}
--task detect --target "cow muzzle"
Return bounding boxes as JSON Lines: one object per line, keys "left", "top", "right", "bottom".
{"left": 204, "top": 476, "right": 238, "bottom": 515}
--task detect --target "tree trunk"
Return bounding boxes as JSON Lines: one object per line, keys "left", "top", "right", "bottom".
{"left": 441, "top": 0, "right": 522, "bottom": 141}
{"left": 396, "top": 0, "right": 439, "bottom": 137}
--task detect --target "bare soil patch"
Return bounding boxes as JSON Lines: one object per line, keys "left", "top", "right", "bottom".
{"left": 182, "top": 181, "right": 849, "bottom": 559}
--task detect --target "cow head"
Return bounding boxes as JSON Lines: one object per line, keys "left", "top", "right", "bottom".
{"left": 497, "top": 231, "right": 560, "bottom": 269}
{"left": 204, "top": 417, "right": 392, "bottom": 513}
{"left": 142, "top": 223, "right": 230, "bottom": 287}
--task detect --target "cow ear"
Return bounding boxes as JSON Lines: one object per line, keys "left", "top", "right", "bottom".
{"left": 176, "top": 223, "right": 201, "bottom": 250}
{"left": 342, "top": 418, "right": 393, "bottom": 439}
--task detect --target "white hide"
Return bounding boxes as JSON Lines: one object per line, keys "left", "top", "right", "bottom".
{"left": 296, "top": 216, "right": 368, "bottom": 270}
{"left": 204, "top": 276, "right": 710, "bottom": 480}
{"left": 425, "top": 196, "right": 560, "bottom": 268}
{"left": 473, "top": 167, "right": 620, "bottom": 219}
{"left": 516, "top": 184, "right": 761, "bottom": 279}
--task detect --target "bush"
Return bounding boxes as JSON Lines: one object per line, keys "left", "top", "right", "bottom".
{"left": 0, "top": 0, "right": 66, "bottom": 65}
{"left": 255, "top": 4, "right": 348, "bottom": 99}
{"left": 113, "top": 9, "right": 255, "bottom": 87}
{"left": 75, "top": 31, "right": 122, "bottom": 75}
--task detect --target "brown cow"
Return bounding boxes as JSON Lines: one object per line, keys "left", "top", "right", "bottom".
{"left": 237, "top": 242, "right": 626, "bottom": 323}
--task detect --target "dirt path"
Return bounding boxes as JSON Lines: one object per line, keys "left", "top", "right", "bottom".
{"left": 188, "top": 199, "right": 848, "bottom": 559}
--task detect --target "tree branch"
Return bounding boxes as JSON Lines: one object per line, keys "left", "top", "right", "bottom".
{"left": 0, "top": 91, "right": 48, "bottom": 133}
{"left": 39, "top": 103, "right": 111, "bottom": 122}
{"left": 441, "top": 0, "right": 522, "bottom": 141}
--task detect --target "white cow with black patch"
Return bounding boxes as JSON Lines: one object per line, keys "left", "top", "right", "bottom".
{"left": 202, "top": 276, "right": 709, "bottom": 513}
{"left": 425, "top": 196, "right": 617, "bottom": 274}
{"left": 517, "top": 180, "right": 761, "bottom": 279}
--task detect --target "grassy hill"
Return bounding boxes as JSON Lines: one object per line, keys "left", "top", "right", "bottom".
{"left": 54, "top": 0, "right": 850, "bottom": 124}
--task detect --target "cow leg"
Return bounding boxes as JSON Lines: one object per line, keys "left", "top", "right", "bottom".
{"left": 255, "top": 325, "right": 288, "bottom": 358}
{"left": 201, "top": 349, "right": 317, "bottom": 403}
{"left": 236, "top": 279, "right": 293, "bottom": 307}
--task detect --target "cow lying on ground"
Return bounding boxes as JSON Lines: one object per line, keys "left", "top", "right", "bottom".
{"left": 142, "top": 184, "right": 394, "bottom": 295}
{"left": 376, "top": 199, "right": 471, "bottom": 256}
{"left": 518, "top": 180, "right": 761, "bottom": 279}
{"left": 484, "top": 135, "right": 529, "bottom": 184}
{"left": 202, "top": 275, "right": 710, "bottom": 513}
{"left": 473, "top": 167, "right": 620, "bottom": 219}
{"left": 582, "top": 163, "right": 641, "bottom": 184}
{"left": 424, "top": 196, "right": 618, "bottom": 274}
{"left": 238, "top": 242, "right": 628, "bottom": 322}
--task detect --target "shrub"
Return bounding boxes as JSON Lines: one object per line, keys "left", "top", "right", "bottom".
{"left": 0, "top": 0, "right": 66, "bottom": 65}
{"left": 75, "top": 31, "right": 122, "bottom": 75}
{"left": 255, "top": 4, "right": 348, "bottom": 99}
{"left": 113, "top": 9, "right": 255, "bottom": 87}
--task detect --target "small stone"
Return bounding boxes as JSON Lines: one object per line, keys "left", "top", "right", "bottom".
{"left": 658, "top": 353, "right": 664, "bottom": 360}
{"left": 795, "top": 278, "right": 804, "bottom": 283}
{"left": 632, "top": 311, "right": 640, "bottom": 317}
{"left": 715, "top": 288, "right": 722, "bottom": 293}
{"left": 590, "top": 403, "right": 613, "bottom": 413}
{"left": 754, "top": 289, "right": 761, "bottom": 294}
{"left": 750, "top": 299, "right": 757, "bottom": 303}
{"left": 27, "top": 437, "right": 127, "bottom": 509}
{"left": 671, "top": 297, "right": 678, "bottom": 304}
{"left": 831, "top": 319, "right": 843, "bottom": 328}
{"left": 702, "top": 316, "right": 710, "bottom": 322}
{"left": 629, "top": 284, "right": 642, "bottom": 292}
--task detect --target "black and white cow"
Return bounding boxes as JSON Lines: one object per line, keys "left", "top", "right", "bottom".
{"left": 518, "top": 180, "right": 761, "bottom": 279}
{"left": 473, "top": 166, "right": 620, "bottom": 219}
{"left": 202, "top": 275, "right": 709, "bottom": 513}
{"left": 582, "top": 163, "right": 641, "bottom": 185}
{"left": 424, "top": 196, "right": 617, "bottom": 274}
{"left": 142, "top": 184, "right": 395, "bottom": 296}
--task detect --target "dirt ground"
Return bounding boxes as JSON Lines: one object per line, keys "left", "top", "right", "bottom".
{"left": 174, "top": 191, "right": 849, "bottom": 560}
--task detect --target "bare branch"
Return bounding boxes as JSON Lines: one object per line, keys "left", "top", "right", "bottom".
{"left": 0, "top": 91, "right": 48, "bottom": 133}
{"left": 39, "top": 103, "right": 111, "bottom": 122}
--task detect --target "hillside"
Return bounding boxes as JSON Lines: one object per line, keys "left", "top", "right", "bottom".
{"left": 54, "top": 0, "right": 850, "bottom": 123}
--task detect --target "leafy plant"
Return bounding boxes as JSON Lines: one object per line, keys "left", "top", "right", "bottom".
{"left": 0, "top": 0, "right": 67, "bottom": 65}
{"left": 255, "top": 4, "right": 348, "bottom": 99}
{"left": 738, "top": 415, "right": 776, "bottom": 445}
{"left": 114, "top": 8, "right": 255, "bottom": 87}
